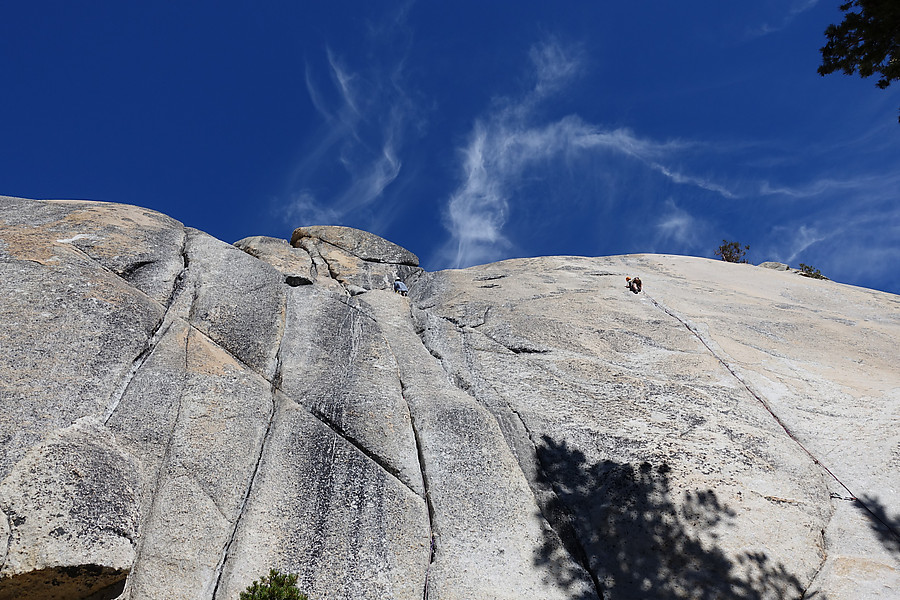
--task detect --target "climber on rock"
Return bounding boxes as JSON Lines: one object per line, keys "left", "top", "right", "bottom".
{"left": 626, "top": 276, "right": 642, "bottom": 294}
{"left": 393, "top": 278, "right": 409, "bottom": 296}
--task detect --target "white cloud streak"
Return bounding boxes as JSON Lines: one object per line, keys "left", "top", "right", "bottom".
{"left": 326, "top": 48, "right": 361, "bottom": 117}
{"left": 747, "top": 0, "right": 820, "bottom": 37}
{"left": 304, "top": 64, "right": 333, "bottom": 121}
{"left": 759, "top": 172, "right": 900, "bottom": 199}
{"left": 443, "top": 39, "right": 737, "bottom": 268}
{"left": 760, "top": 195, "right": 900, "bottom": 293}
{"left": 783, "top": 225, "right": 826, "bottom": 263}
{"left": 649, "top": 163, "right": 737, "bottom": 198}
{"left": 447, "top": 125, "right": 511, "bottom": 267}
{"left": 284, "top": 190, "right": 341, "bottom": 226}
{"left": 655, "top": 199, "right": 706, "bottom": 249}
{"left": 281, "top": 7, "right": 420, "bottom": 229}
{"left": 443, "top": 34, "right": 900, "bottom": 279}
{"left": 529, "top": 38, "right": 583, "bottom": 98}
{"left": 333, "top": 140, "right": 402, "bottom": 213}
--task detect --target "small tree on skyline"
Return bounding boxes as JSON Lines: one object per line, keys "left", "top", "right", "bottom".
{"left": 714, "top": 240, "right": 750, "bottom": 263}
{"left": 798, "top": 263, "right": 828, "bottom": 280}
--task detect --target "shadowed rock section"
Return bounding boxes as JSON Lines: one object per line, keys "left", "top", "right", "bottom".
{"left": 533, "top": 437, "right": 807, "bottom": 599}
{"left": 1, "top": 197, "right": 898, "bottom": 599}
{"left": 0, "top": 565, "right": 127, "bottom": 600}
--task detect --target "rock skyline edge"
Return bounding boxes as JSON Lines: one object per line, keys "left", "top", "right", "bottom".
{"left": 0, "top": 197, "right": 898, "bottom": 600}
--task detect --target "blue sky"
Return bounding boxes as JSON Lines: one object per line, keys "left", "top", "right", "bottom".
{"left": 2, "top": 1, "right": 899, "bottom": 293}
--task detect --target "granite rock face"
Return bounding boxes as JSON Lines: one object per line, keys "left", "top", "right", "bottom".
{"left": 290, "top": 225, "right": 421, "bottom": 293}
{"left": 1, "top": 197, "right": 898, "bottom": 600}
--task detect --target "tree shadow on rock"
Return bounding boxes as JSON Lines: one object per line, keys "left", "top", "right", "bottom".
{"left": 855, "top": 494, "right": 900, "bottom": 558}
{"left": 534, "top": 436, "right": 818, "bottom": 600}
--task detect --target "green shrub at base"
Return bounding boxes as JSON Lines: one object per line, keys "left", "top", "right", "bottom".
{"left": 240, "top": 569, "right": 309, "bottom": 600}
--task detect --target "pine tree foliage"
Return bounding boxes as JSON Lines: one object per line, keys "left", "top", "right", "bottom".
{"left": 818, "top": 0, "right": 900, "bottom": 122}
{"left": 714, "top": 240, "right": 750, "bottom": 264}
{"left": 239, "top": 570, "right": 309, "bottom": 600}
{"left": 798, "top": 263, "right": 828, "bottom": 280}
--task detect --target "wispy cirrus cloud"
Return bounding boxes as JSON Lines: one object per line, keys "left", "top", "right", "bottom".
{"left": 440, "top": 34, "right": 900, "bottom": 283}
{"left": 326, "top": 48, "right": 361, "bottom": 117}
{"left": 529, "top": 37, "right": 584, "bottom": 98}
{"left": 304, "top": 64, "right": 334, "bottom": 122}
{"left": 442, "top": 38, "right": 737, "bottom": 268}
{"left": 758, "top": 190, "right": 900, "bottom": 292}
{"left": 747, "top": 0, "right": 820, "bottom": 37}
{"left": 649, "top": 163, "right": 737, "bottom": 199}
{"left": 279, "top": 6, "right": 421, "bottom": 230}
{"left": 783, "top": 224, "right": 826, "bottom": 264}
{"left": 760, "top": 171, "right": 900, "bottom": 199}
{"left": 284, "top": 190, "right": 341, "bottom": 226}
{"left": 655, "top": 199, "right": 707, "bottom": 250}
